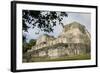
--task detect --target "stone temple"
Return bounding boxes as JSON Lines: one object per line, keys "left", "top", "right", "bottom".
{"left": 26, "top": 22, "right": 91, "bottom": 61}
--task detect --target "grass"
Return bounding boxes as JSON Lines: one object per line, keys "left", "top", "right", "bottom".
{"left": 24, "top": 54, "right": 90, "bottom": 63}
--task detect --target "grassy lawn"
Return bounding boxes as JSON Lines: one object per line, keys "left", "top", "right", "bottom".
{"left": 25, "top": 54, "right": 90, "bottom": 62}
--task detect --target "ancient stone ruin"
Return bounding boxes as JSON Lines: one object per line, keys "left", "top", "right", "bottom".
{"left": 24, "top": 22, "right": 91, "bottom": 62}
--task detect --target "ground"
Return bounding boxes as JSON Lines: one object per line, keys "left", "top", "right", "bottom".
{"left": 23, "top": 54, "right": 90, "bottom": 62}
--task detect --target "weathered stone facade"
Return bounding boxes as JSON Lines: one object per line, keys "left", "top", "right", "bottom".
{"left": 27, "top": 22, "right": 91, "bottom": 59}
{"left": 28, "top": 43, "right": 90, "bottom": 59}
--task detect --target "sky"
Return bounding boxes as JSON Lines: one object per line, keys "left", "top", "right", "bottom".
{"left": 64, "top": 12, "right": 91, "bottom": 32}
{"left": 23, "top": 12, "right": 91, "bottom": 43}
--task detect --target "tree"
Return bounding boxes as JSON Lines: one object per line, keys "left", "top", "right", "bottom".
{"left": 22, "top": 10, "right": 68, "bottom": 42}
{"left": 23, "top": 39, "right": 36, "bottom": 53}
{"left": 28, "top": 39, "right": 36, "bottom": 47}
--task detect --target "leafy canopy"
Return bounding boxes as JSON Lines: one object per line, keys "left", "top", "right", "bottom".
{"left": 23, "top": 10, "right": 68, "bottom": 33}
{"left": 22, "top": 10, "right": 68, "bottom": 42}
